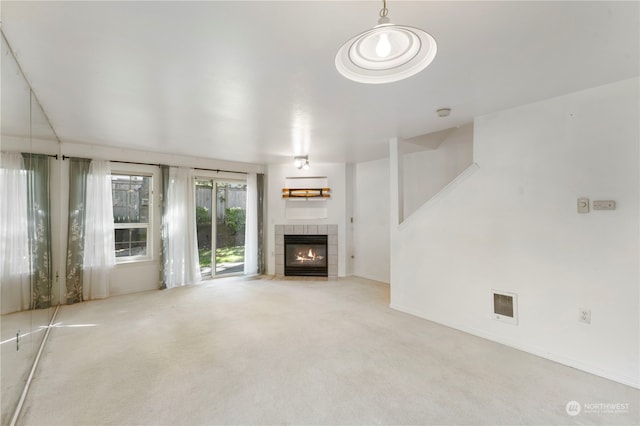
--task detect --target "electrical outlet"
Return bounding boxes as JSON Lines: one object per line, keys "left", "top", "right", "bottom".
{"left": 579, "top": 308, "right": 591, "bottom": 324}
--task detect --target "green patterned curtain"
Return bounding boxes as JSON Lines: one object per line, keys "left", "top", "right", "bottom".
{"left": 159, "top": 165, "right": 169, "bottom": 289}
{"left": 65, "top": 158, "right": 90, "bottom": 304}
{"left": 22, "top": 153, "right": 52, "bottom": 309}
{"left": 257, "top": 173, "right": 265, "bottom": 274}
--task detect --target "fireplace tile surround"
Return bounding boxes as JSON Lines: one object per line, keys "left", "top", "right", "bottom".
{"left": 275, "top": 224, "right": 338, "bottom": 278}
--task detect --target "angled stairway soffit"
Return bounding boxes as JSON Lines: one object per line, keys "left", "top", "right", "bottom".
{"left": 400, "top": 127, "right": 458, "bottom": 154}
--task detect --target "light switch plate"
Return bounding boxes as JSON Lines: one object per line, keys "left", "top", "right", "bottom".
{"left": 593, "top": 200, "right": 616, "bottom": 210}
{"left": 577, "top": 197, "right": 589, "bottom": 214}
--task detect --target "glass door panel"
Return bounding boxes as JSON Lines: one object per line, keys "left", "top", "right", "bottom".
{"left": 214, "top": 182, "right": 247, "bottom": 275}
{"left": 195, "top": 180, "right": 214, "bottom": 277}
{"left": 196, "top": 179, "right": 247, "bottom": 277}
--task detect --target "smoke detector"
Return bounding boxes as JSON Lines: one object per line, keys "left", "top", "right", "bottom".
{"left": 437, "top": 108, "right": 451, "bottom": 117}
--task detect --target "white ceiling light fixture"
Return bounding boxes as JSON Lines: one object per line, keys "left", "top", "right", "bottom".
{"left": 294, "top": 155, "right": 310, "bottom": 170}
{"left": 335, "top": 0, "right": 438, "bottom": 84}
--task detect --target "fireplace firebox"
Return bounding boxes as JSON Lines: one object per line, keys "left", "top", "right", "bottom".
{"left": 284, "top": 234, "right": 328, "bottom": 277}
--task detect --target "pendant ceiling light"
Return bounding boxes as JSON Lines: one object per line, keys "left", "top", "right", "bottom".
{"left": 335, "top": 0, "right": 437, "bottom": 84}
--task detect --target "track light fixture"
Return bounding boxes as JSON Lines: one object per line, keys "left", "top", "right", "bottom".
{"left": 294, "top": 155, "right": 309, "bottom": 170}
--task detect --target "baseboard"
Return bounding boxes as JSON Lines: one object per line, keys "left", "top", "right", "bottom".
{"left": 389, "top": 303, "right": 640, "bottom": 390}
{"left": 352, "top": 273, "right": 390, "bottom": 285}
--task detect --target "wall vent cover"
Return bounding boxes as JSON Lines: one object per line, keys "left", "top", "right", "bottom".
{"left": 492, "top": 289, "right": 518, "bottom": 325}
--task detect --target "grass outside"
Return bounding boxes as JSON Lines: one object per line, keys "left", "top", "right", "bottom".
{"left": 199, "top": 245, "right": 245, "bottom": 267}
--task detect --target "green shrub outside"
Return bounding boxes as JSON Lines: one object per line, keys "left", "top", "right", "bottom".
{"left": 224, "top": 207, "right": 245, "bottom": 235}
{"left": 196, "top": 206, "right": 211, "bottom": 225}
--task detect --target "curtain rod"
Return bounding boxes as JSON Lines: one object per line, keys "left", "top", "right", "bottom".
{"left": 38, "top": 154, "right": 59, "bottom": 160}
{"left": 61, "top": 155, "right": 248, "bottom": 175}
{"left": 14, "top": 152, "right": 58, "bottom": 160}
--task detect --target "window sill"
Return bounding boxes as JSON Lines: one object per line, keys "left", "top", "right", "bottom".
{"left": 115, "top": 258, "right": 156, "bottom": 267}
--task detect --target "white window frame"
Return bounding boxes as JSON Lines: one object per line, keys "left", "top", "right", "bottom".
{"left": 111, "top": 167, "right": 155, "bottom": 264}
{"left": 194, "top": 172, "right": 248, "bottom": 278}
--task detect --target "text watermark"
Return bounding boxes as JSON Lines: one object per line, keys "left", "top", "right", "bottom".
{"left": 566, "top": 401, "right": 630, "bottom": 416}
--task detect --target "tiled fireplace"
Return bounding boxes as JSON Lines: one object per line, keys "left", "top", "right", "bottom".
{"left": 275, "top": 224, "right": 338, "bottom": 278}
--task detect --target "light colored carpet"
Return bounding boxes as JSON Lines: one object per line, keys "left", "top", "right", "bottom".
{"left": 17, "top": 276, "right": 639, "bottom": 425}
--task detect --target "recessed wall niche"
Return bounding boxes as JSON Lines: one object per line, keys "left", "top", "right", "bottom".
{"left": 284, "top": 176, "right": 329, "bottom": 220}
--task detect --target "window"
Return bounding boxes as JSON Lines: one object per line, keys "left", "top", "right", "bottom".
{"left": 112, "top": 174, "right": 151, "bottom": 261}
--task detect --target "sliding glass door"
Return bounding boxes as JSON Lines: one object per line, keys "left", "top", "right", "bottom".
{"left": 195, "top": 179, "right": 247, "bottom": 277}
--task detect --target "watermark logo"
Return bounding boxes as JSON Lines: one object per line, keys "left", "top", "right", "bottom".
{"left": 566, "top": 400, "right": 630, "bottom": 416}
{"left": 566, "top": 401, "right": 582, "bottom": 416}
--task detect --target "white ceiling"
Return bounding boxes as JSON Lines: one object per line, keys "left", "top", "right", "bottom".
{"left": 1, "top": 1, "right": 638, "bottom": 165}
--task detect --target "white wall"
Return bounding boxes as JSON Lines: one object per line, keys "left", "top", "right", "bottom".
{"left": 345, "top": 163, "right": 355, "bottom": 277}
{"left": 403, "top": 124, "right": 473, "bottom": 220}
{"left": 390, "top": 78, "right": 640, "bottom": 388}
{"left": 266, "top": 162, "right": 349, "bottom": 277}
{"left": 352, "top": 158, "right": 390, "bottom": 283}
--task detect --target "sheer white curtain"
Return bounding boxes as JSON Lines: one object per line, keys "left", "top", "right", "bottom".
{"left": 83, "top": 160, "right": 115, "bottom": 300}
{"left": 244, "top": 173, "right": 258, "bottom": 275}
{"left": 0, "top": 152, "right": 30, "bottom": 314}
{"left": 164, "top": 167, "right": 200, "bottom": 288}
